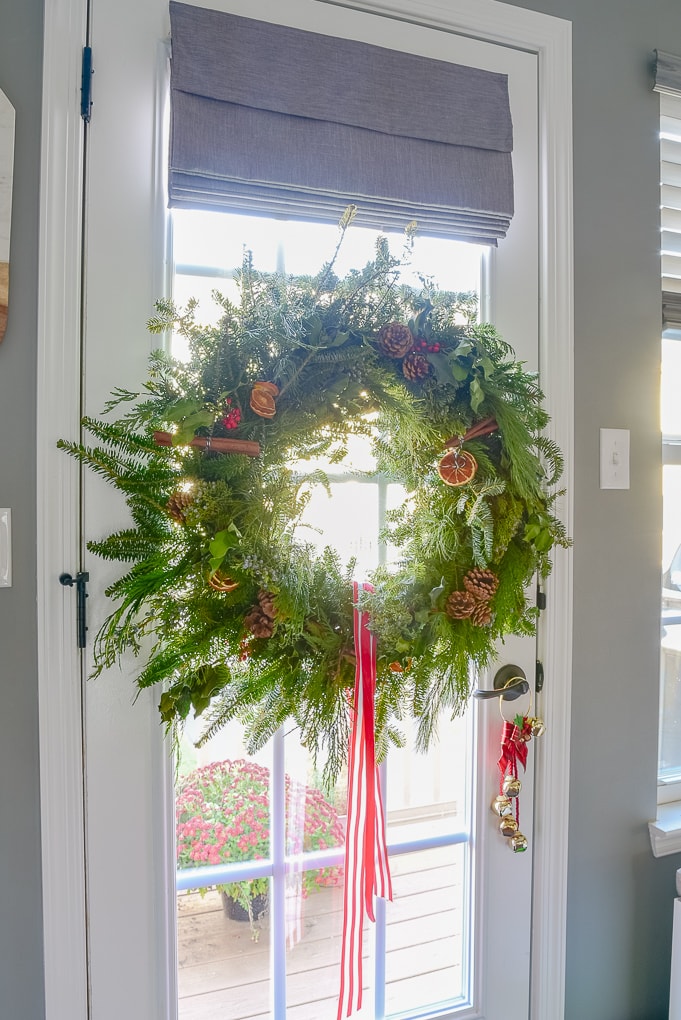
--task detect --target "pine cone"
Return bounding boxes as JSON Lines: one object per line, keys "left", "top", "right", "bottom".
{"left": 402, "top": 350, "right": 431, "bottom": 381}
{"left": 463, "top": 568, "right": 499, "bottom": 602}
{"left": 378, "top": 322, "right": 413, "bottom": 358}
{"left": 445, "top": 590, "right": 476, "bottom": 619}
{"left": 258, "top": 590, "right": 276, "bottom": 620}
{"left": 470, "top": 601, "right": 493, "bottom": 627}
{"left": 244, "top": 606, "right": 274, "bottom": 639}
{"left": 166, "top": 489, "right": 193, "bottom": 524}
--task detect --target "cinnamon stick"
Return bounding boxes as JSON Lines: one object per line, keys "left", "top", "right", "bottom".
{"left": 444, "top": 417, "right": 498, "bottom": 449}
{"left": 153, "top": 431, "right": 260, "bottom": 458}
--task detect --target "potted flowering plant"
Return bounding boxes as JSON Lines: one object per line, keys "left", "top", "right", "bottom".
{"left": 176, "top": 759, "right": 345, "bottom": 921}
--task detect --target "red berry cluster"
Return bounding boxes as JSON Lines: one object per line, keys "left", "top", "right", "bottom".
{"left": 413, "top": 338, "right": 441, "bottom": 354}
{"left": 222, "top": 397, "right": 242, "bottom": 430}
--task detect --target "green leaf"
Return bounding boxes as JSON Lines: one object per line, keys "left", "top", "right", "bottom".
{"left": 479, "top": 355, "right": 495, "bottom": 379}
{"left": 173, "top": 410, "right": 216, "bottom": 444}
{"left": 451, "top": 360, "right": 471, "bottom": 382}
{"left": 327, "top": 330, "right": 350, "bottom": 348}
{"left": 209, "top": 525, "right": 241, "bottom": 572}
{"left": 429, "top": 578, "right": 446, "bottom": 608}
{"left": 306, "top": 316, "right": 323, "bottom": 344}
{"left": 470, "top": 377, "right": 484, "bottom": 414}
{"left": 534, "top": 529, "right": 554, "bottom": 552}
{"left": 428, "top": 353, "right": 455, "bottom": 386}
{"left": 164, "top": 398, "right": 206, "bottom": 423}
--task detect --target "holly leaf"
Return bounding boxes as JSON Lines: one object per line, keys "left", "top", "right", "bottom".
{"left": 209, "top": 524, "right": 241, "bottom": 573}
{"left": 428, "top": 353, "right": 455, "bottom": 385}
{"left": 534, "top": 529, "right": 554, "bottom": 553}
{"left": 327, "top": 330, "right": 351, "bottom": 348}
{"left": 306, "top": 316, "right": 323, "bottom": 345}
{"left": 429, "top": 578, "right": 446, "bottom": 608}
{"left": 164, "top": 397, "right": 205, "bottom": 423}
{"left": 173, "top": 409, "right": 217, "bottom": 444}
{"left": 479, "top": 355, "right": 495, "bottom": 379}
{"left": 451, "top": 360, "right": 471, "bottom": 382}
{"left": 470, "top": 377, "right": 484, "bottom": 414}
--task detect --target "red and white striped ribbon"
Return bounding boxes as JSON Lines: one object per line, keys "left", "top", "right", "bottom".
{"left": 337, "top": 582, "right": 393, "bottom": 1020}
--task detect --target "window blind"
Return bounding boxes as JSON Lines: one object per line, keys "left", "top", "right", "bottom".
{"left": 658, "top": 91, "right": 681, "bottom": 330}
{"left": 168, "top": 1, "right": 515, "bottom": 244}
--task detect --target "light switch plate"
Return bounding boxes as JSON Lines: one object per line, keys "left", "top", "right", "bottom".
{"left": 0, "top": 508, "right": 11, "bottom": 586}
{"left": 600, "top": 428, "right": 630, "bottom": 490}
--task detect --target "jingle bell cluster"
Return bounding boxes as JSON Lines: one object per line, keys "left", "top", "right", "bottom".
{"left": 492, "top": 714, "right": 546, "bottom": 853}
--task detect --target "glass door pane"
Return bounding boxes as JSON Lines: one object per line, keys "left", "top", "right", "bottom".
{"left": 171, "top": 210, "right": 482, "bottom": 1019}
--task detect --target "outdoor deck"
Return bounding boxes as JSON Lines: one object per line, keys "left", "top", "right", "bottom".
{"left": 177, "top": 848, "right": 463, "bottom": 1020}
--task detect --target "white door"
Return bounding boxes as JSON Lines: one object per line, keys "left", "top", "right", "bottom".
{"left": 40, "top": 2, "right": 572, "bottom": 1019}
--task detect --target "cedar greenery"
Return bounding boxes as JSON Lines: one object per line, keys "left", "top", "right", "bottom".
{"left": 59, "top": 214, "right": 569, "bottom": 781}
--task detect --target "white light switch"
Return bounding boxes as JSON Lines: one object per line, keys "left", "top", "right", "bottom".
{"left": 600, "top": 428, "right": 630, "bottom": 490}
{"left": 0, "top": 508, "right": 11, "bottom": 586}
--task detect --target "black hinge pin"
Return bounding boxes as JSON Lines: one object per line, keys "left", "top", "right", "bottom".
{"left": 59, "top": 571, "right": 90, "bottom": 648}
{"left": 81, "top": 46, "right": 93, "bottom": 122}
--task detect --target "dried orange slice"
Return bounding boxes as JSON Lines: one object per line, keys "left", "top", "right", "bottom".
{"left": 438, "top": 449, "right": 478, "bottom": 486}
{"left": 253, "top": 381, "right": 279, "bottom": 397}
{"left": 208, "top": 572, "right": 240, "bottom": 593}
{"left": 250, "top": 386, "right": 277, "bottom": 418}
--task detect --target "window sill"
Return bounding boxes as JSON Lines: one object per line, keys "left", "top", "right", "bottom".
{"left": 649, "top": 803, "right": 681, "bottom": 858}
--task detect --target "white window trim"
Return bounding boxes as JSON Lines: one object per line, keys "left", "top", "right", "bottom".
{"left": 651, "top": 91, "right": 681, "bottom": 856}
{"left": 37, "top": 2, "right": 573, "bottom": 1018}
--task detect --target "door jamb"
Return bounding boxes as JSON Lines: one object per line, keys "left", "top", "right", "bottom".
{"left": 37, "top": 0, "right": 90, "bottom": 1018}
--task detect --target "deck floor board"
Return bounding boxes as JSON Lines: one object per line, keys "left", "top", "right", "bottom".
{"left": 178, "top": 854, "right": 464, "bottom": 1018}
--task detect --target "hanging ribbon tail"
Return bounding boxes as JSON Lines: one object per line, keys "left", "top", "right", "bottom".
{"left": 337, "top": 582, "right": 393, "bottom": 1020}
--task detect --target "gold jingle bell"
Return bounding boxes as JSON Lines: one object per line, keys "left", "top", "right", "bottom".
{"left": 499, "top": 816, "right": 519, "bottom": 837}
{"left": 502, "top": 775, "right": 522, "bottom": 798}
{"left": 530, "top": 717, "right": 546, "bottom": 738}
{"left": 491, "top": 794, "right": 513, "bottom": 817}
{"left": 511, "top": 832, "right": 529, "bottom": 853}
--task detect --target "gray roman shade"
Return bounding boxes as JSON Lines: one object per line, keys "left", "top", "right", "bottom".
{"left": 168, "top": 2, "right": 514, "bottom": 244}
{"left": 655, "top": 51, "right": 681, "bottom": 98}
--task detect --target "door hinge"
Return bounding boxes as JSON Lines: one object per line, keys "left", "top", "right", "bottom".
{"left": 81, "top": 46, "right": 93, "bottom": 122}
{"left": 535, "top": 659, "right": 545, "bottom": 693}
{"left": 536, "top": 585, "right": 546, "bottom": 611}
{"left": 59, "top": 571, "right": 90, "bottom": 648}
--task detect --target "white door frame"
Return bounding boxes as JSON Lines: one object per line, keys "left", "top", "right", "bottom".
{"left": 36, "top": 2, "right": 573, "bottom": 1018}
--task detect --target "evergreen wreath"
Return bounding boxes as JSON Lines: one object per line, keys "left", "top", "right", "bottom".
{"left": 60, "top": 211, "right": 569, "bottom": 782}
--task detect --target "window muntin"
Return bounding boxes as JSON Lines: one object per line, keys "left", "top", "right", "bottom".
{"left": 172, "top": 209, "right": 481, "bottom": 1019}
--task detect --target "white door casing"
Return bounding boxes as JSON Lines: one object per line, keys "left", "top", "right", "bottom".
{"left": 37, "top": 2, "right": 573, "bottom": 1018}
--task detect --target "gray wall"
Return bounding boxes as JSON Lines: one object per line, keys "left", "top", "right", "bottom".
{"left": 500, "top": 0, "right": 681, "bottom": 1017}
{"left": 2, "top": 0, "right": 681, "bottom": 1018}
{"left": 0, "top": 1, "right": 45, "bottom": 1019}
